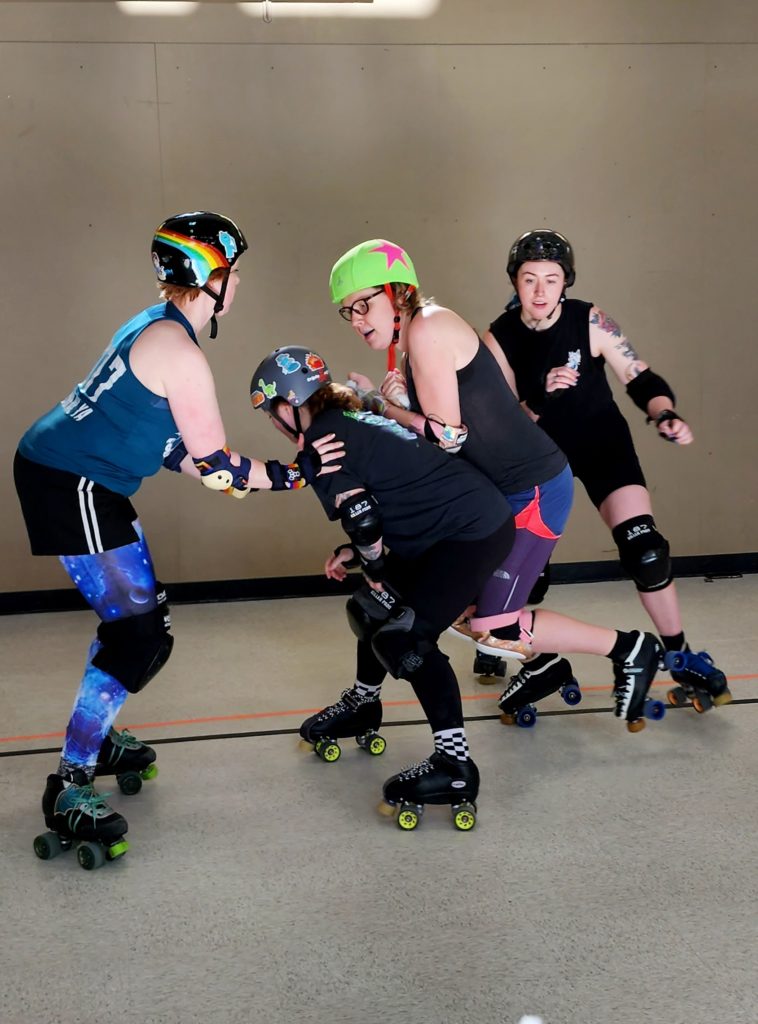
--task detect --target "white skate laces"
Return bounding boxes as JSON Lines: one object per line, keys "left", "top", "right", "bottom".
{"left": 396, "top": 759, "right": 434, "bottom": 780}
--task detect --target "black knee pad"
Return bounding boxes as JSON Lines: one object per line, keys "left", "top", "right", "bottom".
{"left": 612, "top": 516, "right": 673, "bottom": 593}
{"left": 93, "top": 586, "right": 174, "bottom": 694}
{"left": 346, "top": 582, "right": 401, "bottom": 643}
{"left": 371, "top": 608, "right": 437, "bottom": 680}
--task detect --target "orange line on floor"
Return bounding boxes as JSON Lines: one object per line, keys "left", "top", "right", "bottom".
{"left": 2, "top": 673, "right": 756, "bottom": 745}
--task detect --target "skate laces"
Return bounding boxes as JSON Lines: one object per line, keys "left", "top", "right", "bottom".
{"left": 397, "top": 758, "right": 433, "bottom": 779}
{"left": 110, "top": 727, "right": 141, "bottom": 751}
{"left": 317, "top": 688, "right": 367, "bottom": 720}
{"left": 60, "top": 781, "right": 115, "bottom": 823}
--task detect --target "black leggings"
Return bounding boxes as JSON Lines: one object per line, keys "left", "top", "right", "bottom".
{"left": 356, "top": 519, "right": 515, "bottom": 733}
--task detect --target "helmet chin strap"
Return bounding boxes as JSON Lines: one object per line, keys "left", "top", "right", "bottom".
{"left": 272, "top": 405, "right": 303, "bottom": 440}
{"left": 383, "top": 283, "right": 403, "bottom": 347}
{"left": 201, "top": 270, "right": 231, "bottom": 339}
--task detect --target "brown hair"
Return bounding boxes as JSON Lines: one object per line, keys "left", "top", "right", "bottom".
{"left": 388, "top": 281, "right": 430, "bottom": 315}
{"left": 158, "top": 267, "right": 228, "bottom": 304}
{"left": 305, "top": 382, "right": 362, "bottom": 418}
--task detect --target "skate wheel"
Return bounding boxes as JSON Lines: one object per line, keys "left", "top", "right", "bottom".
{"left": 141, "top": 763, "right": 158, "bottom": 782}
{"left": 33, "top": 831, "right": 64, "bottom": 861}
{"left": 474, "top": 653, "right": 506, "bottom": 681}
{"left": 297, "top": 738, "right": 315, "bottom": 753}
{"left": 366, "top": 735, "right": 386, "bottom": 756}
{"left": 692, "top": 695, "right": 711, "bottom": 714}
{"left": 499, "top": 712, "right": 517, "bottom": 727}
{"left": 516, "top": 705, "right": 537, "bottom": 728}
{"left": 106, "top": 839, "right": 129, "bottom": 861}
{"left": 666, "top": 686, "right": 688, "bottom": 708}
{"left": 377, "top": 800, "right": 396, "bottom": 818}
{"left": 316, "top": 739, "right": 341, "bottom": 763}
{"left": 452, "top": 803, "right": 477, "bottom": 831}
{"left": 664, "top": 651, "right": 687, "bottom": 672}
{"left": 626, "top": 718, "right": 646, "bottom": 734}
{"left": 397, "top": 806, "right": 421, "bottom": 831}
{"left": 77, "top": 842, "right": 106, "bottom": 871}
{"left": 695, "top": 650, "right": 714, "bottom": 666}
{"left": 561, "top": 681, "right": 582, "bottom": 706}
{"left": 645, "top": 699, "right": 666, "bottom": 722}
{"left": 117, "top": 771, "right": 142, "bottom": 796}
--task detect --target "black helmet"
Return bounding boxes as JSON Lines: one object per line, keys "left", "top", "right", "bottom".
{"left": 250, "top": 347, "right": 332, "bottom": 413}
{"left": 151, "top": 211, "right": 247, "bottom": 288}
{"left": 507, "top": 230, "right": 575, "bottom": 287}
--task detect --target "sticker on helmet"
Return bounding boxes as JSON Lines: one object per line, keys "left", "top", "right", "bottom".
{"left": 152, "top": 252, "right": 168, "bottom": 281}
{"left": 218, "top": 230, "right": 238, "bottom": 261}
{"left": 276, "top": 353, "right": 302, "bottom": 375}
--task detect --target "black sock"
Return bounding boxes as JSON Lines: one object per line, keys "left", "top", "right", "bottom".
{"left": 660, "top": 632, "right": 686, "bottom": 653}
{"left": 607, "top": 630, "right": 639, "bottom": 662}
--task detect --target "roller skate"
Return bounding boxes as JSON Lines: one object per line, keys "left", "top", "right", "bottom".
{"left": 664, "top": 649, "right": 731, "bottom": 713}
{"left": 95, "top": 727, "right": 158, "bottom": 795}
{"left": 378, "top": 751, "right": 479, "bottom": 831}
{"left": 33, "top": 770, "right": 129, "bottom": 871}
{"left": 498, "top": 654, "right": 582, "bottom": 728}
{"left": 611, "top": 631, "right": 666, "bottom": 732}
{"left": 299, "top": 688, "right": 386, "bottom": 763}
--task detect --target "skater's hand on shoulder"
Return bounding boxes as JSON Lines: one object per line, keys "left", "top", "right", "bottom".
{"left": 380, "top": 369, "right": 411, "bottom": 410}
{"left": 301, "top": 433, "right": 345, "bottom": 474}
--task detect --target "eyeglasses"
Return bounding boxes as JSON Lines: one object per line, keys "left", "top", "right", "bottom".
{"left": 338, "top": 288, "right": 384, "bottom": 322}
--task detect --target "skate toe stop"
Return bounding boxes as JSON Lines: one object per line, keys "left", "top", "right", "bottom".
{"left": 713, "top": 691, "right": 733, "bottom": 707}
{"left": 499, "top": 713, "right": 516, "bottom": 726}
{"left": 626, "top": 719, "right": 646, "bottom": 733}
{"left": 377, "top": 800, "right": 396, "bottom": 817}
{"left": 297, "top": 738, "right": 314, "bottom": 752}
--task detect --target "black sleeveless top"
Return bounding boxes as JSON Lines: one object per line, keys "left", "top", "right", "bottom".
{"left": 405, "top": 337, "right": 566, "bottom": 496}
{"left": 489, "top": 299, "right": 618, "bottom": 438}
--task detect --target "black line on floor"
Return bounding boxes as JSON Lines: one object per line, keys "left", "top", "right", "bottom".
{"left": 2, "top": 698, "right": 756, "bottom": 759}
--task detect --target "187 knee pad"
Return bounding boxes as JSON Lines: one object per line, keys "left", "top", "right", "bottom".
{"left": 93, "top": 585, "right": 174, "bottom": 693}
{"left": 612, "top": 516, "right": 673, "bottom": 593}
{"left": 346, "top": 582, "right": 401, "bottom": 643}
{"left": 371, "top": 608, "right": 436, "bottom": 680}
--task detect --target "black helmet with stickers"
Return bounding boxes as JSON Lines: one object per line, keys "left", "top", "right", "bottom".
{"left": 250, "top": 347, "right": 332, "bottom": 414}
{"left": 507, "top": 230, "right": 575, "bottom": 287}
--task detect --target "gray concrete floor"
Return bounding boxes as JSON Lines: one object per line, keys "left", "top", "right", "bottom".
{"left": 0, "top": 575, "right": 756, "bottom": 1024}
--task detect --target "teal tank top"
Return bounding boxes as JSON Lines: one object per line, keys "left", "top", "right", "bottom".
{"left": 19, "top": 302, "right": 195, "bottom": 496}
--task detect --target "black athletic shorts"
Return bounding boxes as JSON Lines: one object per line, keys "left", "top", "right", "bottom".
{"left": 544, "top": 406, "right": 646, "bottom": 510}
{"left": 14, "top": 450, "right": 140, "bottom": 556}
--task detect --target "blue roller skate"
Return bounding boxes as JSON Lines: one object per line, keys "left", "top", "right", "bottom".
{"left": 664, "top": 649, "right": 731, "bottom": 713}
{"left": 498, "top": 654, "right": 581, "bottom": 729}
{"left": 611, "top": 631, "right": 666, "bottom": 732}
{"left": 299, "top": 688, "right": 386, "bottom": 763}
{"left": 96, "top": 727, "right": 158, "bottom": 796}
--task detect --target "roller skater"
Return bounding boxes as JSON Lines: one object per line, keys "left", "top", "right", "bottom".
{"left": 34, "top": 770, "right": 129, "bottom": 871}
{"left": 498, "top": 653, "right": 581, "bottom": 728}
{"left": 299, "top": 685, "right": 386, "bottom": 762}
{"left": 379, "top": 750, "right": 479, "bottom": 832}
{"left": 665, "top": 648, "right": 731, "bottom": 713}
{"left": 251, "top": 346, "right": 516, "bottom": 829}
{"left": 15, "top": 212, "right": 343, "bottom": 858}
{"left": 95, "top": 727, "right": 158, "bottom": 795}
{"left": 486, "top": 229, "right": 728, "bottom": 713}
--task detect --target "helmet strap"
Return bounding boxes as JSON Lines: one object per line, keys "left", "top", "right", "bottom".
{"left": 271, "top": 406, "right": 302, "bottom": 441}
{"left": 201, "top": 269, "right": 231, "bottom": 340}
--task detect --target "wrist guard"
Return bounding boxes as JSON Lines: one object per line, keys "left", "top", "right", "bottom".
{"left": 360, "top": 552, "right": 386, "bottom": 582}
{"left": 266, "top": 448, "right": 322, "bottom": 491}
{"left": 422, "top": 415, "right": 469, "bottom": 454}
{"left": 626, "top": 368, "right": 676, "bottom": 414}
{"left": 193, "top": 446, "right": 251, "bottom": 497}
{"left": 333, "top": 543, "right": 361, "bottom": 570}
{"left": 647, "top": 408, "right": 684, "bottom": 441}
{"left": 163, "top": 439, "right": 188, "bottom": 473}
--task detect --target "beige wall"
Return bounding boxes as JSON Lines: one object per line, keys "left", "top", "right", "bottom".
{"left": 1, "top": 1, "right": 757, "bottom": 593}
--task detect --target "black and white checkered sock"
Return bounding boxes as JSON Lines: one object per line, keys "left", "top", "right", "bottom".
{"left": 354, "top": 680, "right": 382, "bottom": 700}
{"left": 433, "top": 727, "right": 470, "bottom": 762}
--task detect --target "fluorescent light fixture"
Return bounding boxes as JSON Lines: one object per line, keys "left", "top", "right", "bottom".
{"left": 116, "top": 2, "right": 199, "bottom": 14}
{"left": 239, "top": 0, "right": 439, "bottom": 18}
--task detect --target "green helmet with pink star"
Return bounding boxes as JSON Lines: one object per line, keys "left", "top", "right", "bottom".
{"left": 329, "top": 239, "right": 419, "bottom": 304}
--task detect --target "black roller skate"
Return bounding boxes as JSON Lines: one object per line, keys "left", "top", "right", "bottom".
{"left": 34, "top": 770, "right": 129, "bottom": 871}
{"left": 611, "top": 631, "right": 666, "bottom": 732}
{"left": 378, "top": 751, "right": 479, "bottom": 831}
{"left": 96, "top": 727, "right": 158, "bottom": 795}
{"left": 664, "top": 649, "right": 731, "bottom": 713}
{"left": 498, "top": 654, "right": 581, "bottom": 728}
{"left": 473, "top": 650, "right": 507, "bottom": 683}
{"left": 299, "top": 688, "right": 386, "bottom": 763}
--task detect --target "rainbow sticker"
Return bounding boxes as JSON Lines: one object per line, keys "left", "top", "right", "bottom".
{"left": 155, "top": 229, "right": 229, "bottom": 284}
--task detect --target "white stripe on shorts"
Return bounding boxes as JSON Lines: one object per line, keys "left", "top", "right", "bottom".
{"left": 77, "top": 477, "right": 104, "bottom": 554}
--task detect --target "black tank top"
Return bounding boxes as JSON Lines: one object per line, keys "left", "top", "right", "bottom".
{"left": 405, "top": 338, "right": 566, "bottom": 495}
{"left": 489, "top": 299, "right": 618, "bottom": 444}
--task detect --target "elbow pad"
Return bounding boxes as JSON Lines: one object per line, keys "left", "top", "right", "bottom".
{"left": 193, "top": 446, "right": 251, "bottom": 496}
{"left": 422, "top": 415, "right": 469, "bottom": 454}
{"left": 626, "top": 368, "right": 675, "bottom": 414}
{"left": 340, "top": 493, "right": 383, "bottom": 548}
{"left": 163, "top": 439, "right": 188, "bottom": 473}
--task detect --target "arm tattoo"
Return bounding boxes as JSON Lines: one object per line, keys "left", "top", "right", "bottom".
{"left": 590, "top": 309, "right": 624, "bottom": 339}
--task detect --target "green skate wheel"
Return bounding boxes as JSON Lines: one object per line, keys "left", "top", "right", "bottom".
{"left": 397, "top": 807, "right": 420, "bottom": 831}
{"left": 141, "top": 763, "right": 158, "bottom": 781}
{"left": 117, "top": 771, "right": 142, "bottom": 796}
{"left": 77, "top": 842, "right": 106, "bottom": 871}
{"left": 367, "top": 735, "right": 386, "bottom": 756}
{"left": 106, "top": 839, "right": 129, "bottom": 861}
{"left": 316, "top": 739, "right": 341, "bottom": 763}
{"left": 33, "top": 831, "right": 64, "bottom": 860}
{"left": 453, "top": 804, "right": 477, "bottom": 832}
